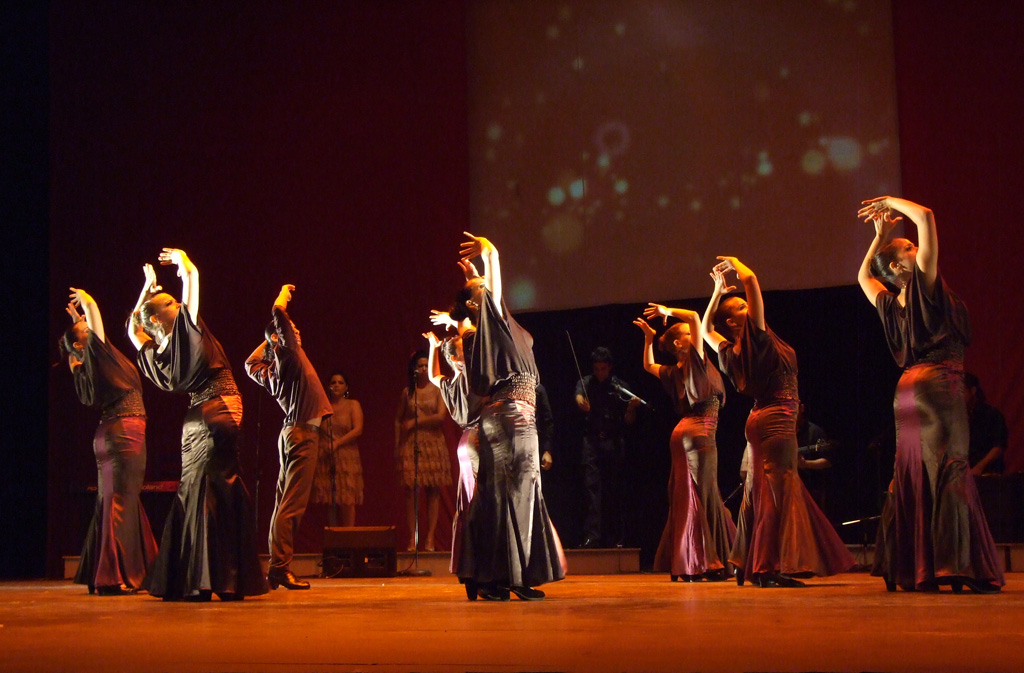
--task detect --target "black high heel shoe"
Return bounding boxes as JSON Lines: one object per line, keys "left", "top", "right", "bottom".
{"left": 184, "top": 590, "right": 212, "bottom": 602}
{"left": 670, "top": 575, "right": 679, "bottom": 582}
{"left": 477, "top": 584, "right": 510, "bottom": 601}
{"left": 510, "top": 586, "right": 545, "bottom": 601}
{"left": 775, "top": 574, "right": 805, "bottom": 588}
{"left": 884, "top": 579, "right": 897, "bottom": 592}
{"left": 463, "top": 579, "right": 478, "bottom": 601}
{"left": 96, "top": 584, "right": 137, "bottom": 596}
{"left": 735, "top": 568, "right": 745, "bottom": 586}
{"left": 962, "top": 578, "right": 1001, "bottom": 594}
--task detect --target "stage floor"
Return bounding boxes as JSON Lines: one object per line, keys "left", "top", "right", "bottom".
{"left": 1, "top": 573, "right": 1022, "bottom": 673}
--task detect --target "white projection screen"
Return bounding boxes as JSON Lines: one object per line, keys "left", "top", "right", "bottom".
{"left": 468, "top": 0, "right": 901, "bottom": 311}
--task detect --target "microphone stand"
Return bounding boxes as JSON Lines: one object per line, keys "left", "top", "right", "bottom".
{"left": 399, "top": 377, "right": 431, "bottom": 577}
{"left": 326, "top": 415, "right": 338, "bottom": 527}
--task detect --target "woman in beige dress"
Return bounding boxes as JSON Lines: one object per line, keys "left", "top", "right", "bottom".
{"left": 312, "top": 371, "right": 364, "bottom": 526}
{"left": 395, "top": 351, "right": 452, "bottom": 551}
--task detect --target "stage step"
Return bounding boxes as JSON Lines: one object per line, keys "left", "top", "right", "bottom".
{"left": 62, "top": 547, "right": 642, "bottom": 579}
{"left": 63, "top": 543, "right": 1024, "bottom": 579}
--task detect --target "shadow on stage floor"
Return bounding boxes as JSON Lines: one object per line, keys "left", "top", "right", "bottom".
{"left": 1, "top": 573, "right": 1021, "bottom": 673}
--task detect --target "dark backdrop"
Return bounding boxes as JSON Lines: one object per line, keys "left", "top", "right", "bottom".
{"left": 3, "top": 0, "right": 1022, "bottom": 578}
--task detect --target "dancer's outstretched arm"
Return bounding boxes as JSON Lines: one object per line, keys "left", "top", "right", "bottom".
{"left": 633, "top": 318, "right": 662, "bottom": 377}
{"left": 713, "top": 256, "right": 763, "bottom": 331}
{"left": 643, "top": 304, "right": 703, "bottom": 359}
{"left": 857, "top": 211, "right": 901, "bottom": 306}
{"left": 460, "top": 233, "right": 502, "bottom": 310}
{"left": 128, "top": 264, "right": 161, "bottom": 350}
{"left": 423, "top": 332, "right": 445, "bottom": 388}
{"left": 701, "top": 268, "right": 736, "bottom": 354}
{"left": 859, "top": 196, "right": 937, "bottom": 293}
{"left": 69, "top": 287, "right": 104, "bottom": 343}
{"left": 158, "top": 248, "right": 199, "bottom": 323}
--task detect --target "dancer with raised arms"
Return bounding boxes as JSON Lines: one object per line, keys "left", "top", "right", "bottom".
{"left": 62, "top": 288, "right": 157, "bottom": 595}
{"left": 635, "top": 303, "right": 733, "bottom": 581}
{"left": 129, "top": 250, "right": 267, "bottom": 601}
{"left": 702, "top": 257, "right": 853, "bottom": 587}
{"left": 857, "top": 197, "right": 1003, "bottom": 593}
{"left": 452, "top": 233, "right": 564, "bottom": 600}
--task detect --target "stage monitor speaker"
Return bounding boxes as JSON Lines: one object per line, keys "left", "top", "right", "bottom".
{"left": 322, "top": 526, "right": 397, "bottom": 578}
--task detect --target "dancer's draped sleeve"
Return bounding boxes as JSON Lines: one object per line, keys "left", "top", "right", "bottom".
{"left": 136, "top": 309, "right": 235, "bottom": 398}
{"left": 75, "top": 334, "right": 146, "bottom": 417}
{"left": 464, "top": 289, "right": 539, "bottom": 397}
{"left": 875, "top": 267, "right": 971, "bottom": 367}
{"left": 659, "top": 346, "right": 726, "bottom": 414}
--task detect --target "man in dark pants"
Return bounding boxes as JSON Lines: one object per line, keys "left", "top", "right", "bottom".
{"left": 574, "top": 347, "right": 640, "bottom": 548}
{"left": 245, "top": 284, "right": 333, "bottom": 590}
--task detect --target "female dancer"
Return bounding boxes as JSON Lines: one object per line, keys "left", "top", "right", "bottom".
{"left": 857, "top": 196, "right": 1003, "bottom": 593}
{"left": 453, "top": 233, "right": 564, "bottom": 600}
{"left": 312, "top": 371, "right": 364, "bottom": 527}
{"left": 634, "top": 304, "right": 733, "bottom": 581}
{"left": 423, "top": 324, "right": 483, "bottom": 598}
{"left": 62, "top": 288, "right": 157, "bottom": 595}
{"left": 702, "top": 258, "right": 853, "bottom": 587}
{"left": 129, "top": 250, "right": 267, "bottom": 601}
{"left": 394, "top": 351, "right": 452, "bottom": 552}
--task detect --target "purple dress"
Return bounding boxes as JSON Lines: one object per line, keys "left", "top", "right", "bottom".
{"left": 137, "top": 309, "right": 268, "bottom": 599}
{"left": 72, "top": 333, "right": 157, "bottom": 591}
{"left": 872, "top": 267, "right": 1004, "bottom": 590}
{"left": 653, "top": 348, "right": 735, "bottom": 576}
{"left": 436, "top": 344, "right": 485, "bottom": 576}
{"left": 719, "top": 320, "right": 853, "bottom": 577}
{"left": 462, "top": 288, "right": 565, "bottom": 588}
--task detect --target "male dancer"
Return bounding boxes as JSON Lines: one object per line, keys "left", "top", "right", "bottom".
{"left": 245, "top": 284, "right": 332, "bottom": 590}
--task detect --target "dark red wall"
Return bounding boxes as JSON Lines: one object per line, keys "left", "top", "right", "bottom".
{"left": 46, "top": 1, "right": 470, "bottom": 573}
{"left": 891, "top": 0, "right": 1024, "bottom": 465}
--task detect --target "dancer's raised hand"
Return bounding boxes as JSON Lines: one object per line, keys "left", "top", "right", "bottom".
{"left": 633, "top": 317, "right": 656, "bottom": 339}
{"left": 643, "top": 303, "right": 671, "bottom": 325}
{"left": 709, "top": 268, "right": 737, "bottom": 296}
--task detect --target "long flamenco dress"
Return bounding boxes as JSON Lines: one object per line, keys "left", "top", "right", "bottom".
{"left": 72, "top": 333, "right": 157, "bottom": 591}
{"left": 719, "top": 320, "right": 854, "bottom": 578}
{"left": 436, "top": 350, "right": 484, "bottom": 576}
{"left": 137, "top": 310, "right": 268, "bottom": 599}
{"left": 462, "top": 288, "right": 565, "bottom": 589}
{"left": 653, "top": 348, "right": 735, "bottom": 578}
{"left": 871, "top": 267, "right": 1004, "bottom": 591}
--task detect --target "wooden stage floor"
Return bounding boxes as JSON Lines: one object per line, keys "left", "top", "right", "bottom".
{"left": 1, "top": 573, "right": 1022, "bottom": 673}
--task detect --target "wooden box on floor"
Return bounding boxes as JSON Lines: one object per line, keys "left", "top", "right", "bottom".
{"left": 322, "top": 526, "right": 397, "bottom": 578}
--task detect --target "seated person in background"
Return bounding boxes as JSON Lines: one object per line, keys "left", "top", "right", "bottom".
{"left": 796, "top": 403, "right": 834, "bottom": 514}
{"left": 965, "top": 372, "right": 1008, "bottom": 476}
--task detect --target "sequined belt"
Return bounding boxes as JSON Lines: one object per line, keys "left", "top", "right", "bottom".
{"left": 491, "top": 373, "right": 537, "bottom": 406}
{"left": 189, "top": 368, "right": 240, "bottom": 408}
{"left": 101, "top": 389, "right": 146, "bottom": 420}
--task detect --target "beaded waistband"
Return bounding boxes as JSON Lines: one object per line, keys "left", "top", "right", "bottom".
{"left": 189, "top": 368, "right": 240, "bottom": 408}
{"left": 491, "top": 373, "right": 537, "bottom": 406}
{"left": 102, "top": 389, "right": 146, "bottom": 420}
